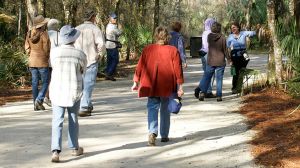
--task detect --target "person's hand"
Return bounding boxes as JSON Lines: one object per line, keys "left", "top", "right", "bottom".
{"left": 177, "top": 88, "right": 184, "bottom": 97}
{"left": 131, "top": 82, "right": 138, "bottom": 91}
{"left": 183, "top": 63, "right": 187, "bottom": 69}
{"left": 228, "top": 61, "right": 232, "bottom": 66}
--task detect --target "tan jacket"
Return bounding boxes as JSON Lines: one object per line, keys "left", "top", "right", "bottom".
{"left": 25, "top": 30, "right": 51, "bottom": 67}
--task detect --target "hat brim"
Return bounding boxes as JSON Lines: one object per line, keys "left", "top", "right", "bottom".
{"left": 60, "top": 29, "right": 81, "bottom": 45}
{"left": 35, "top": 18, "right": 50, "bottom": 28}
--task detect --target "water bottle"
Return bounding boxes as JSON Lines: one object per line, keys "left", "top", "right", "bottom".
{"left": 230, "top": 66, "right": 236, "bottom": 76}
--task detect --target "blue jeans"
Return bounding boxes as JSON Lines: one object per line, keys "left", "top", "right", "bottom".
{"left": 106, "top": 48, "right": 119, "bottom": 76}
{"left": 199, "top": 54, "right": 213, "bottom": 93}
{"left": 147, "top": 97, "right": 170, "bottom": 138}
{"left": 29, "top": 67, "right": 49, "bottom": 103}
{"left": 51, "top": 100, "right": 80, "bottom": 152}
{"left": 200, "top": 65, "right": 225, "bottom": 97}
{"left": 80, "top": 62, "right": 98, "bottom": 111}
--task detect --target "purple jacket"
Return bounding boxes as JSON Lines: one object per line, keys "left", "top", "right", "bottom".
{"left": 200, "top": 18, "right": 215, "bottom": 53}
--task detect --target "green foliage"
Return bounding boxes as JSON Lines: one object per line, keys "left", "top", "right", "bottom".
{"left": 276, "top": 16, "right": 300, "bottom": 97}
{"left": 0, "top": 38, "right": 28, "bottom": 88}
{"left": 120, "top": 24, "right": 152, "bottom": 55}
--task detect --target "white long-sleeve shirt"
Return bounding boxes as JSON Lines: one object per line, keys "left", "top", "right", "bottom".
{"left": 75, "top": 21, "right": 106, "bottom": 67}
{"left": 49, "top": 45, "right": 87, "bottom": 107}
{"left": 105, "top": 23, "right": 122, "bottom": 49}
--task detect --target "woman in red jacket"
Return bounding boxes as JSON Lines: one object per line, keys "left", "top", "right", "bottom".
{"left": 131, "top": 26, "right": 184, "bottom": 146}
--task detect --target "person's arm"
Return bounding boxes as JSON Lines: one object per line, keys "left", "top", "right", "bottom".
{"left": 24, "top": 34, "right": 30, "bottom": 55}
{"left": 172, "top": 50, "right": 184, "bottom": 97}
{"left": 94, "top": 27, "right": 106, "bottom": 57}
{"left": 177, "top": 36, "right": 187, "bottom": 68}
{"left": 223, "top": 36, "right": 231, "bottom": 65}
{"left": 112, "top": 25, "right": 122, "bottom": 37}
{"left": 43, "top": 32, "right": 51, "bottom": 58}
{"left": 243, "top": 31, "right": 256, "bottom": 37}
{"left": 132, "top": 48, "right": 146, "bottom": 91}
{"left": 80, "top": 52, "right": 87, "bottom": 74}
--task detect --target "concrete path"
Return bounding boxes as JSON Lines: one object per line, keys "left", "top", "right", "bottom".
{"left": 0, "top": 54, "right": 268, "bottom": 168}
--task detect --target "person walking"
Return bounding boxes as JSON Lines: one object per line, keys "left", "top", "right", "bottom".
{"left": 49, "top": 25, "right": 87, "bottom": 162}
{"left": 169, "top": 21, "right": 187, "bottom": 68}
{"left": 131, "top": 26, "right": 184, "bottom": 146}
{"left": 199, "top": 22, "right": 231, "bottom": 102}
{"left": 75, "top": 9, "right": 106, "bottom": 117}
{"left": 44, "top": 18, "right": 61, "bottom": 107}
{"left": 194, "top": 18, "right": 216, "bottom": 99}
{"left": 25, "top": 15, "right": 51, "bottom": 111}
{"left": 105, "top": 13, "right": 122, "bottom": 81}
{"left": 227, "top": 22, "right": 256, "bottom": 94}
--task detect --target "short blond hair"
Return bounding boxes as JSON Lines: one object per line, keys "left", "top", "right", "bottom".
{"left": 154, "top": 26, "right": 170, "bottom": 44}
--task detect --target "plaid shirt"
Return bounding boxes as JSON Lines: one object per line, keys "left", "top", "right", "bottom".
{"left": 49, "top": 45, "right": 87, "bottom": 107}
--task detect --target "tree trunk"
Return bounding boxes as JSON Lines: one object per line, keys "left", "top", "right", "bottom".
{"left": 18, "top": 2, "right": 22, "bottom": 36}
{"left": 245, "top": 0, "right": 253, "bottom": 30}
{"left": 26, "top": 0, "right": 38, "bottom": 29}
{"left": 267, "top": 0, "right": 283, "bottom": 86}
{"left": 153, "top": 0, "right": 159, "bottom": 35}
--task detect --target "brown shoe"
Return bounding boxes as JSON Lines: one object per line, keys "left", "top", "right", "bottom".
{"left": 79, "top": 111, "right": 91, "bottom": 117}
{"left": 148, "top": 133, "right": 157, "bottom": 146}
{"left": 35, "top": 100, "right": 45, "bottom": 110}
{"left": 161, "top": 137, "right": 169, "bottom": 142}
{"left": 71, "top": 147, "right": 84, "bottom": 156}
{"left": 51, "top": 151, "right": 59, "bottom": 163}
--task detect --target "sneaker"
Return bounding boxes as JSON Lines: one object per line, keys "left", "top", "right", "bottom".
{"left": 35, "top": 100, "right": 45, "bottom": 110}
{"left": 194, "top": 87, "right": 201, "bottom": 99}
{"left": 51, "top": 151, "right": 59, "bottom": 163}
{"left": 198, "top": 93, "right": 205, "bottom": 101}
{"left": 105, "top": 76, "right": 116, "bottom": 81}
{"left": 71, "top": 147, "right": 84, "bottom": 156}
{"left": 205, "top": 92, "right": 216, "bottom": 98}
{"left": 79, "top": 111, "right": 91, "bottom": 117}
{"left": 44, "top": 97, "right": 52, "bottom": 107}
{"left": 217, "top": 97, "right": 222, "bottom": 102}
{"left": 148, "top": 133, "right": 157, "bottom": 146}
{"left": 161, "top": 137, "right": 169, "bottom": 142}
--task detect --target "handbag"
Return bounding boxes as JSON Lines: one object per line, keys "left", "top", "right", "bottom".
{"left": 241, "top": 50, "right": 250, "bottom": 61}
{"left": 168, "top": 92, "right": 182, "bottom": 114}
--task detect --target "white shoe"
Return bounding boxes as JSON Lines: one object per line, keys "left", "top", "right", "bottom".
{"left": 71, "top": 147, "right": 84, "bottom": 156}
{"left": 51, "top": 151, "right": 59, "bottom": 163}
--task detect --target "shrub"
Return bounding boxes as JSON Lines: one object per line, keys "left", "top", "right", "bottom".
{"left": 0, "top": 38, "right": 28, "bottom": 88}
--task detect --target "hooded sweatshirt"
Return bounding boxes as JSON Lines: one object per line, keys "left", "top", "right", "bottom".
{"left": 207, "top": 33, "right": 230, "bottom": 66}
{"left": 200, "top": 18, "right": 215, "bottom": 53}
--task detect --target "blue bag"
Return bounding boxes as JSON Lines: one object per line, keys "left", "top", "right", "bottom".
{"left": 168, "top": 92, "right": 182, "bottom": 114}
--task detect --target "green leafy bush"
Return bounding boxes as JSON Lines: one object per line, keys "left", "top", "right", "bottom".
{"left": 0, "top": 38, "right": 28, "bottom": 88}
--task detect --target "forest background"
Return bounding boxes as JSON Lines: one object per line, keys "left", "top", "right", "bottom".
{"left": 0, "top": 0, "right": 299, "bottom": 96}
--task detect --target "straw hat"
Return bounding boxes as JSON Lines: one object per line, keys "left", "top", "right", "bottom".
{"left": 59, "top": 25, "right": 80, "bottom": 45}
{"left": 33, "top": 15, "right": 50, "bottom": 28}
{"left": 83, "top": 9, "right": 96, "bottom": 21}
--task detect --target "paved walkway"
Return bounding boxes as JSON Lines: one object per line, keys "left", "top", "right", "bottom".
{"left": 0, "top": 54, "right": 268, "bottom": 168}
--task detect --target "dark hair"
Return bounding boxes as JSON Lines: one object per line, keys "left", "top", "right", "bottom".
{"left": 154, "top": 26, "right": 170, "bottom": 44}
{"left": 211, "top": 22, "right": 222, "bottom": 33}
{"left": 171, "top": 21, "right": 182, "bottom": 32}
{"left": 231, "top": 21, "right": 241, "bottom": 31}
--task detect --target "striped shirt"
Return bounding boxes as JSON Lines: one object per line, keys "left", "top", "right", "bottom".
{"left": 49, "top": 45, "right": 87, "bottom": 107}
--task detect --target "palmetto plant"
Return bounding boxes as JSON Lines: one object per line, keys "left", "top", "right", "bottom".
{"left": 0, "top": 38, "right": 28, "bottom": 88}
{"left": 276, "top": 17, "right": 300, "bottom": 97}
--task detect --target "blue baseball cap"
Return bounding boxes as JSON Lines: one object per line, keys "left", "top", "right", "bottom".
{"left": 109, "top": 13, "right": 117, "bottom": 19}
